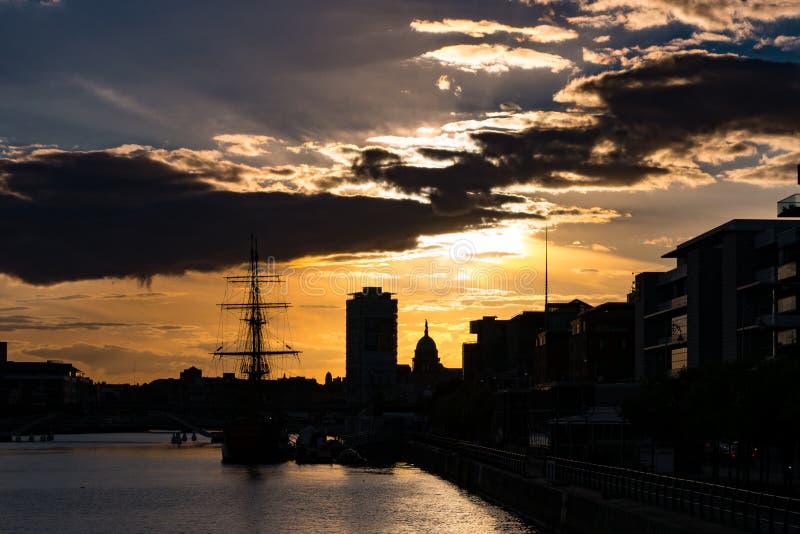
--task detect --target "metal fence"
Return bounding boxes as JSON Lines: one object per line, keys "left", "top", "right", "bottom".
{"left": 412, "top": 434, "right": 800, "bottom": 533}
{"left": 412, "top": 433, "right": 527, "bottom": 475}
{"left": 548, "top": 457, "right": 800, "bottom": 533}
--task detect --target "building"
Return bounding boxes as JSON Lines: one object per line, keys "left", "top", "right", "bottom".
{"left": 463, "top": 301, "right": 591, "bottom": 388}
{"left": 634, "top": 219, "right": 800, "bottom": 379}
{"left": 531, "top": 300, "right": 593, "bottom": 384}
{"left": 410, "top": 320, "right": 461, "bottom": 384}
{"left": 777, "top": 165, "right": 800, "bottom": 217}
{"left": 463, "top": 315, "right": 508, "bottom": 386}
{"left": 345, "top": 287, "right": 397, "bottom": 403}
{"left": 0, "top": 346, "right": 93, "bottom": 414}
{"left": 412, "top": 320, "right": 439, "bottom": 375}
{"left": 568, "top": 302, "right": 635, "bottom": 383}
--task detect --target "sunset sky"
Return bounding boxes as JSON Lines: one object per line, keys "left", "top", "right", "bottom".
{"left": 2, "top": 0, "right": 799, "bottom": 383}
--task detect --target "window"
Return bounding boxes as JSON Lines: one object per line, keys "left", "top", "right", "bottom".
{"left": 778, "top": 296, "right": 797, "bottom": 314}
{"left": 778, "top": 261, "right": 797, "bottom": 281}
{"left": 671, "top": 347, "right": 688, "bottom": 373}
{"left": 778, "top": 329, "right": 798, "bottom": 347}
{"left": 671, "top": 315, "right": 687, "bottom": 341}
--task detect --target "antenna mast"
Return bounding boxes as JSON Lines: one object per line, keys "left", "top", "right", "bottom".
{"left": 544, "top": 222, "right": 549, "bottom": 330}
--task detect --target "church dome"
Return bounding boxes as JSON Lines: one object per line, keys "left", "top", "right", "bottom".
{"left": 415, "top": 320, "right": 437, "bottom": 352}
{"left": 416, "top": 334, "right": 437, "bottom": 352}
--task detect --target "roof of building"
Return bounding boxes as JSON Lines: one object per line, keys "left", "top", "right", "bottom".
{"left": 1, "top": 360, "right": 84, "bottom": 377}
{"left": 663, "top": 219, "right": 800, "bottom": 258}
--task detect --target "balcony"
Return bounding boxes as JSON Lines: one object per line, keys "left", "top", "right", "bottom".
{"left": 658, "top": 265, "right": 687, "bottom": 285}
{"left": 755, "top": 266, "right": 776, "bottom": 284}
{"left": 754, "top": 229, "right": 776, "bottom": 249}
{"left": 754, "top": 314, "right": 800, "bottom": 329}
{"left": 644, "top": 334, "right": 687, "bottom": 349}
{"left": 779, "top": 194, "right": 800, "bottom": 217}
{"left": 644, "top": 295, "right": 688, "bottom": 318}
{"left": 778, "top": 228, "right": 799, "bottom": 247}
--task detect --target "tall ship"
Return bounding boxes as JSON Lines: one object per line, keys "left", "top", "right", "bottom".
{"left": 213, "top": 236, "right": 300, "bottom": 463}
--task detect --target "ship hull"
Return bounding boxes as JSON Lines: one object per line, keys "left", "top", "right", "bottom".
{"left": 221, "top": 417, "right": 289, "bottom": 464}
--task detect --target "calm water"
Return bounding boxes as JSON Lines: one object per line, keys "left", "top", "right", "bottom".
{"left": 0, "top": 434, "right": 534, "bottom": 533}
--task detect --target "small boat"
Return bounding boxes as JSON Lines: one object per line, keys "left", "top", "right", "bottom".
{"left": 295, "top": 426, "right": 341, "bottom": 464}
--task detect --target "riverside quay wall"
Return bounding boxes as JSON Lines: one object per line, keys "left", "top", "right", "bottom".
{"left": 405, "top": 440, "right": 739, "bottom": 534}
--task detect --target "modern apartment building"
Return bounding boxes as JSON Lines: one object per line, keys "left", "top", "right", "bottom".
{"left": 345, "top": 287, "right": 398, "bottom": 403}
{"left": 634, "top": 219, "right": 800, "bottom": 379}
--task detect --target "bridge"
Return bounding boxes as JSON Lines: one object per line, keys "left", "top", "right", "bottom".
{"left": 0, "top": 412, "right": 59, "bottom": 441}
{"left": 148, "top": 411, "right": 223, "bottom": 442}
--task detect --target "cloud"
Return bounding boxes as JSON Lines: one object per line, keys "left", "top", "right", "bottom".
{"left": 643, "top": 236, "right": 675, "bottom": 247}
{"left": 560, "top": 0, "right": 800, "bottom": 32}
{"left": 0, "top": 148, "right": 527, "bottom": 284}
{"left": 213, "top": 134, "right": 277, "bottom": 157}
{"left": 71, "top": 77, "right": 161, "bottom": 123}
{"left": 410, "top": 18, "right": 578, "bottom": 43}
{"left": 0, "top": 315, "right": 136, "bottom": 332}
{"left": 347, "top": 53, "right": 800, "bottom": 208}
{"left": 756, "top": 35, "right": 800, "bottom": 51}
{"left": 434, "top": 74, "right": 462, "bottom": 96}
{"left": 417, "top": 44, "right": 574, "bottom": 73}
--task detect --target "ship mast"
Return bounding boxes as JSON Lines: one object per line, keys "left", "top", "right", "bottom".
{"left": 213, "top": 235, "right": 300, "bottom": 381}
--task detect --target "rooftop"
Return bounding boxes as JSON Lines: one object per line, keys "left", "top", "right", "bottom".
{"left": 663, "top": 219, "right": 800, "bottom": 258}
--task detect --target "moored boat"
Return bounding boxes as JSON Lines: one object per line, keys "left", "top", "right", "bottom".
{"left": 213, "top": 236, "right": 301, "bottom": 464}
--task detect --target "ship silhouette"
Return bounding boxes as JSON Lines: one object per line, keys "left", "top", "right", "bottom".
{"left": 213, "top": 236, "right": 300, "bottom": 463}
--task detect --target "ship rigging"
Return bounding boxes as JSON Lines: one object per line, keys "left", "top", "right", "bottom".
{"left": 212, "top": 235, "right": 300, "bottom": 381}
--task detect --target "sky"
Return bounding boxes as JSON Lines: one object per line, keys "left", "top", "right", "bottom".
{"left": 1, "top": 0, "right": 799, "bottom": 383}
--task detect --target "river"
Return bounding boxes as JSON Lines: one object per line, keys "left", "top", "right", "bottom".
{"left": 0, "top": 433, "right": 535, "bottom": 533}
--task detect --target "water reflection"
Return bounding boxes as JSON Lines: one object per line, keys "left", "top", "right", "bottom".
{"left": 0, "top": 434, "right": 535, "bottom": 533}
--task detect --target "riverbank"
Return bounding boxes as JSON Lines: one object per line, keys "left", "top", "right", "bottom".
{"left": 406, "top": 440, "right": 741, "bottom": 534}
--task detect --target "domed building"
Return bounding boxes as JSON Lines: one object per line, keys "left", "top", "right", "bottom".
{"left": 413, "top": 320, "right": 441, "bottom": 375}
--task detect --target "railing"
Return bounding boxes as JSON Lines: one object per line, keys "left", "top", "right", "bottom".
{"left": 412, "top": 433, "right": 527, "bottom": 475}
{"left": 779, "top": 228, "right": 799, "bottom": 247}
{"left": 549, "top": 457, "right": 800, "bottom": 533}
{"left": 778, "top": 194, "right": 800, "bottom": 218}
{"left": 755, "top": 229, "right": 776, "bottom": 249}
{"left": 412, "top": 434, "right": 800, "bottom": 533}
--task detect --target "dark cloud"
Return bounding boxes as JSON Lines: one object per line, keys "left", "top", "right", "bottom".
{"left": 0, "top": 150, "right": 527, "bottom": 284}
{"left": 348, "top": 53, "right": 800, "bottom": 205}
{"left": 570, "top": 53, "right": 800, "bottom": 137}
{"left": 0, "top": 315, "right": 136, "bottom": 332}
